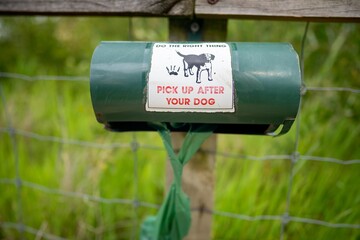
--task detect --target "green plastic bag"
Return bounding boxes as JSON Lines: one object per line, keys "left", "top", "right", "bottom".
{"left": 140, "top": 123, "right": 215, "bottom": 240}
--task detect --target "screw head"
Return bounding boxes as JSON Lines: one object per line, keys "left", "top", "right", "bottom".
{"left": 190, "top": 22, "right": 200, "bottom": 33}
{"left": 207, "top": 0, "right": 219, "bottom": 5}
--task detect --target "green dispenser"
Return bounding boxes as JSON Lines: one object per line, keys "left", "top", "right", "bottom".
{"left": 90, "top": 42, "right": 301, "bottom": 135}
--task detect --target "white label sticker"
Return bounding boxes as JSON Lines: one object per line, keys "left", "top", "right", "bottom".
{"left": 146, "top": 43, "right": 234, "bottom": 112}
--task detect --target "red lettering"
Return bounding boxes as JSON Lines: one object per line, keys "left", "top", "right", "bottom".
{"left": 166, "top": 98, "right": 190, "bottom": 105}
{"left": 197, "top": 87, "right": 204, "bottom": 94}
{"left": 219, "top": 86, "right": 224, "bottom": 94}
{"left": 208, "top": 98, "right": 215, "bottom": 105}
{"left": 157, "top": 86, "right": 178, "bottom": 94}
{"left": 181, "top": 86, "right": 194, "bottom": 94}
{"left": 194, "top": 98, "right": 215, "bottom": 105}
{"left": 197, "top": 86, "right": 225, "bottom": 94}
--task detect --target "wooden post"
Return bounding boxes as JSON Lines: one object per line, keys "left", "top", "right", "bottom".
{"left": 168, "top": 18, "right": 227, "bottom": 240}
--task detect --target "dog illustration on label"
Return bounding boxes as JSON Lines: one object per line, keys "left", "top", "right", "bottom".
{"left": 176, "top": 51, "right": 215, "bottom": 83}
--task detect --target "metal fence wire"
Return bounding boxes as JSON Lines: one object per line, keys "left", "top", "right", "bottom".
{"left": 0, "top": 22, "right": 360, "bottom": 240}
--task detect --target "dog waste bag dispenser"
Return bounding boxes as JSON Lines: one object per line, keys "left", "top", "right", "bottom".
{"left": 90, "top": 42, "right": 301, "bottom": 135}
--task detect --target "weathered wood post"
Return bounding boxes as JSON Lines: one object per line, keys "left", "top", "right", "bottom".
{"left": 168, "top": 18, "right": 227, "bottom": 240}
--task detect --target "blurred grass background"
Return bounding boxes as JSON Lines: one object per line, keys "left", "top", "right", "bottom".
{"left": 0, "top": 17, "right": 359, "bottom": 239}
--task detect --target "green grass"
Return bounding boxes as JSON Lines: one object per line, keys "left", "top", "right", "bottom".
{"left": 0, "top": 17, "right": 360, "bottom": 239}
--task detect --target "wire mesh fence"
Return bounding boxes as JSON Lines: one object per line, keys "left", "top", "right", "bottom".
{"left": 0, "top": 21, "right": 360, "bottom": 239}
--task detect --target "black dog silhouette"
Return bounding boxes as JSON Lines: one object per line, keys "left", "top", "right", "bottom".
{"left": 176, "top": 51, "right": 215, "bottom": 83}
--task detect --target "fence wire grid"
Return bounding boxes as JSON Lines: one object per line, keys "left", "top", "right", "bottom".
{"left": 1, "top": 21, "right": 360, "bottom": 240}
